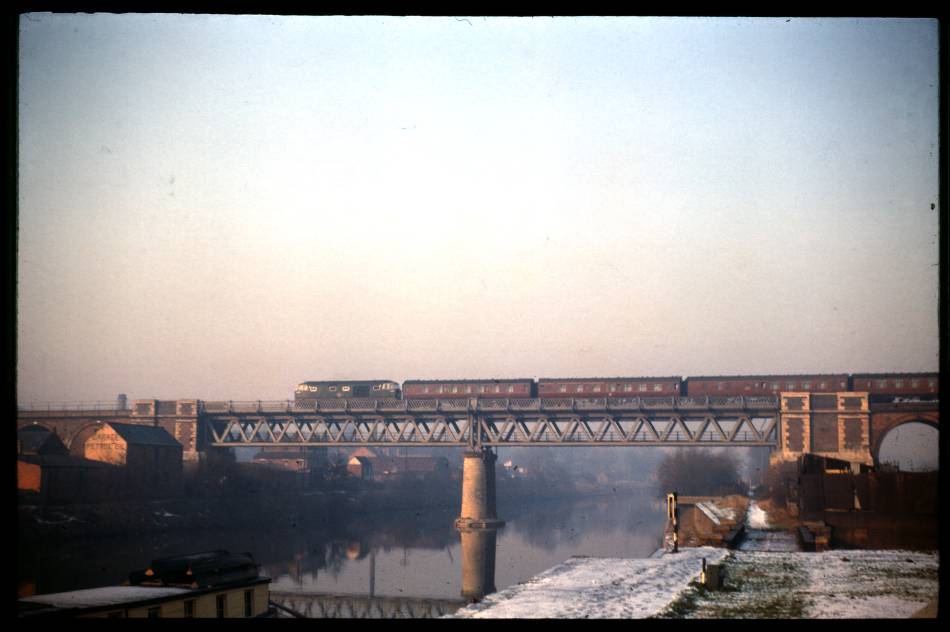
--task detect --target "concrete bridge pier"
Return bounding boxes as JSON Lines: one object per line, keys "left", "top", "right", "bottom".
{"left": 458, "top": 525, "right": 499, "bottom": 602}
{"left": 455, "top": 448, "right": 504, "bottom": 529}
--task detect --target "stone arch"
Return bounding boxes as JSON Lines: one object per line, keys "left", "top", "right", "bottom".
{"left": 66, "top": 421, "right": 110, "bottom": 456}
{"left": 870, "top": 413, "right": 939, "bottom": 468}
{"left": 17, "top": 421, "right": 57, "bottom": 434}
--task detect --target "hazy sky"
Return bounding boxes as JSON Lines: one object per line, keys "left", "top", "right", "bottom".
{"left": 17, "top": 15, "right": 940, "bottom": 402}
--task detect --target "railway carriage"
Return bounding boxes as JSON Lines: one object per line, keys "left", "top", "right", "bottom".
{"left": 537, "top": 377, "right": 682, "bottom": 397}
{"left": 683, "top": 375, "right": 849, "bottom": 397}
{"left": 401, "top": 378, "right": 534, "bottom": 399}
{"left": 850, "top": 373, "right": 938, "bottom": 400}
{"left": 294, "top": 380, "right": 401, "bottom": 401}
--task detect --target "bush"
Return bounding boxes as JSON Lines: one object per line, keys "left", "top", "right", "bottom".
{"left": 655, "top": 449, "right": 744, "bottom": 497}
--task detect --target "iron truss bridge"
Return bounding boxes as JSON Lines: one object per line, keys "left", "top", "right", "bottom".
{"left": 202, "top": 396, "right": 780, "bottom": 449}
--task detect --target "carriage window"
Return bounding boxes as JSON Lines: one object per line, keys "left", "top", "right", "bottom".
{"left": 624, "top": 384, "right": 633, "bottom": 392}
{"left": 819, "top": 382, "right": 826, "bottom": 390}
{"left": 452, "top": 386, "right": 459, "bottom": 393}
{"left": 911, "top": 380, "right": 919, "bottom": 388}
{"left": 342, "top": 386, "right": 351, "bottom": 392}
{"left": 653, "top": 384, "right": 662, "bottom": 392}
{"left": 717, "top": 382, "right": 724, "bottom": 391}
{"left": 494, "top": 385, "right": 501, "bottom": 393}
{"left": 928, "top": 379, "right": 936, "bottom": 388}
{"left": 576, "top": 385, "right": 584, "bottom": 392}
{"left": 559, "top": 385, "right": 568, "bottom": 393}
{"left": 479, "top": 385, "right": 486, "bottom": 393}
{"left": 438, "top": 386, "right": 444, "bottom": 394}
{"left": 895, "top": 380, "right": 903, "bottom": 388}
{"left": 328, "top": 386, "right": 337, "bottom": 392}
{"left": 639, "top": 384, "right": 647, "bottom": 392}
{"left": 465, "top": 386, "right": 472, "bottom": 394}
{"left": 593, "top": 385, "right": 601, "bottom": 392}
{"left": 507, "top": 385, "right": 515, "bottom": 393}
{"left": 423, "top": 386, "right": 429, "bottom": 394}
{"left": 802, "top": 383, "right": 810, "bottom": 390}
{"left": 877, "top": 380, "right": 887, "bottom": 389}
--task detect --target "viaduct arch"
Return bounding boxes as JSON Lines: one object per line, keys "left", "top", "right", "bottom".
{"left": 869, "top": 412, "right": 939, "bottom": 468}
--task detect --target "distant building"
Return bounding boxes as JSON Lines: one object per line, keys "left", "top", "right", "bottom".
{"left": 18, "top": 550, "right": 273, "bottom": 618}
{"left": 84, "top": 422, "right": 183, "bottom": 498}
{"left": 253, "top": 448, "right": 325, "bottom": 473}
{"left": 346, "top": 456, "right": 374, "bottom": 480}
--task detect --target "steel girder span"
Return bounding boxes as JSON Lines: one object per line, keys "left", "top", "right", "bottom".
{"left": 202, "top": 397, "right": 779, "bottom": 449}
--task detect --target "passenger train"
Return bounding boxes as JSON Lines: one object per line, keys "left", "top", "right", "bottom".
{"left": 294, "top": 373, "right": 938, "bottom": 404}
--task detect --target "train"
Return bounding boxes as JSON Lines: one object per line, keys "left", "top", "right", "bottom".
{"left": 294, "top": 372, "right": 938, "bottom": 403}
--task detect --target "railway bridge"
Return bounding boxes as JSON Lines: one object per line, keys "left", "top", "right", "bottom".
{"left": 18, "top": 391, "right": 937, "bottom": 526}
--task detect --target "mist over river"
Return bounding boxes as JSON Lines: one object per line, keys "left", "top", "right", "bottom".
{"left": 19, "top": 492, "right": 667, "bottom": 602}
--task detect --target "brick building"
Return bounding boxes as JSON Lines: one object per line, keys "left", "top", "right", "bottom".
{"left": 17, "top": 426, "right": 120, "bottom": 504}
{"left": 84, "top": 423, "right": 183, "bottom": 499}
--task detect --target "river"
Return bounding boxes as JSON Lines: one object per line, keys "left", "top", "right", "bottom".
{"left": 19, "top": 491, "right": 667, "bottom": 604}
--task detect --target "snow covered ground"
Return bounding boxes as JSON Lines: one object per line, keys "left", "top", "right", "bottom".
{"left": 659, "top": 549, "right": 938, "bottom": 618}
{"left": 449, "top": 547, "right": 728, "bottom": 619}
{"left": 450, "top": 499, "right": 938, "bottom": 619}
{"left": 739, "top": 500, "right": 801, "bottom": 552}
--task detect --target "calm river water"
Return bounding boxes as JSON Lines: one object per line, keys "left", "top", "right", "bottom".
{"left": 21, "top": 492, "right": 667, "bottom": 602}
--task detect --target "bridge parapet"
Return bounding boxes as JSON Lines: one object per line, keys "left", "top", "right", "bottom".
{"left": 642, "top": 396, "right": 676, "bottom": 409}
{"left": 509, "top": 398, "right": 540, "bottom": 411}
{"left": 540, "top": 398, "right": 573, "bottom": 411}
{"left": 607, "top": 397, "right": 641, "bottom": 410}
{"left": 478, "top": 398, "right": 510, "bottom": 411}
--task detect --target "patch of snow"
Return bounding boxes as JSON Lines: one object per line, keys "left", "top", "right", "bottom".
{"left": 20, "top": 585, "right": 192, "bottom": 609}
{"left": 449, "top": 547, "right": 728, "bottom": 619}
{"left": 739, "top": 530, "right": 801, "bottom": 552}
{"left": 695, "top": 503, "right": 721, "bottom": 525}
{"left": 745, "top": 501, "right": 769, "bottom": 529}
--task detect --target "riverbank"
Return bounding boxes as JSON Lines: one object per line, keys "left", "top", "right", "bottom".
{"left": 450, "top": 498, "right": 939, "bottom": 619}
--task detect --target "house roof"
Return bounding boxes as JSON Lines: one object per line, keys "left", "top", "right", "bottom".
{"left": 17, "top": 427, "right": 68, "bottom": 455}
{"left": 104, "top": 423, "right": 182, "bottom": 448}
{"left": 19, "top": 585, "right": 192, "bottom": 610}
{"left": 128, "top": 550, "right": 263, "bottom": 589}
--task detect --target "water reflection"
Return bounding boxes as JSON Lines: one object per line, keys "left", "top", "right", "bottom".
{"left": 21, "top": 492, "right": 665, "bottom": 605}
{"left": 458, "top": 526, "right": 498, "bottom": 601}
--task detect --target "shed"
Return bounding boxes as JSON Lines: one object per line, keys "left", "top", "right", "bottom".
{"left": 85, "top": 423, "right": 183, "bottom": 498}
{"left": 17, "top": 454, "right": 118, "bottom": 504}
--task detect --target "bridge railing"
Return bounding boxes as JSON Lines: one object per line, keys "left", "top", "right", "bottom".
{"left": 195, "top": 395, "right": 783, "bottom": 417}
{"left": 17, "top": 400, "right": 129, "bottom": 412}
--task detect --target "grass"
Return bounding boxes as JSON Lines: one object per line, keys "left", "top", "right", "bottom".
{"left": 655, "top": 552, "right": 810, "bottom": 619}
{"left": 654, "top": 549, "right": 939, "bottom": 619}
